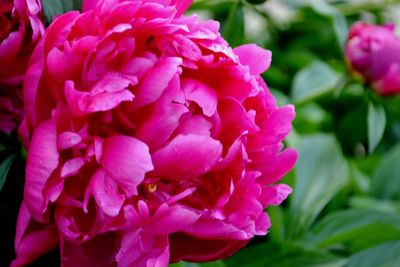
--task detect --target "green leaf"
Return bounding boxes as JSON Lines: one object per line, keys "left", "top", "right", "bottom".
{"left": 42, "top": 0, "right": 83, "bottom": 23}
{"left": 225, "top": 241, "right": 346, "bottom": 267}
{"left": 268, "top": 206, "right": 285, "bottom": 242}
{"left": 291, "top": 61, "right": 343, "bottom": 105}
{"left": 367, "top": 101, "right": 386, "bottom": 153}
{"left": 349, "top": 197, "right": 400, "bottom": 214}
{"left": 293, "top": 103, "right": 332, "bottom": 134}
{"left": 287, "top": 134, "right": 349, "bottom": 238}
{"left": 348, "top": 161, "right": 370, "bottom": 195}
{"left": 372, "top": 143, "right": 400, "bottom": 201}
{"left": 307, "top": 209, "right": 400, "bottom": 252}
{"left": 0, "top": 153, "right": 16, "bottom": 192}
{"left": 222, "top": 1, "right": 244, "bottom": 47}
{"left": 308, "top": 0, "right": 348, "bottom": 50}
{"left": 346, "top": 241, "right": 400, "bottom": 267}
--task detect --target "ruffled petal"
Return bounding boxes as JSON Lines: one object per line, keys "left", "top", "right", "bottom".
{"left": 101, "top": 135, "right": 154, "bottom": 196}
{"left": 152, "top": 134, "right": 222, "bottom": 180}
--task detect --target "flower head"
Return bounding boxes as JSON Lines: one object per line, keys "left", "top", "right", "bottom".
{"left": 345, "top": 22, "right": 400, "bottom": 96}
{"left": 0, "top": 0, "right": 44, "bottom": 133}
{"left": 14, "top": 0, "right": 297, "bottom": 266}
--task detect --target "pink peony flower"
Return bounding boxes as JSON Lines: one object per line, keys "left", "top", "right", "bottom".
{"left": 345, "top": 22, "right": 400, "bottom": 96}
{"left": 14, "top": 0, "right": 297, "bottom": 266}
{"left": 0, "top": 0, "right": 44, "bottom": 133}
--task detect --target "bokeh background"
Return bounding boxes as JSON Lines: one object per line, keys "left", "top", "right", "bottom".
{"left": 1, "top": 0, "right": 400, "bottom": 266}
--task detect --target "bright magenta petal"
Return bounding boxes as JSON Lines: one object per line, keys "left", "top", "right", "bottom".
{"left": 85, "top": 168, "right": 126, "bottom": 217}
{"left": 234, "top": 44, "right": 272, "bottom": 75}
{"left": 25, "top": 120, "right": 59, "bottom": 222}
{"left": 152, "top": 134, "right": 222, "bottom": 180}
{"left": 101, "top": 135, "right": 154, "bottom": 196}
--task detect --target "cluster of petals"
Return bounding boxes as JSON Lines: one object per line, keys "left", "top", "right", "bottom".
{"left": 13, "top": 0, "right": 297, "bottom": 266}
{"left": 346, "top": 22, "right": 400, "bottom": 96}
{"left": 0, "top": 0, "right": 44, "bottom": 132}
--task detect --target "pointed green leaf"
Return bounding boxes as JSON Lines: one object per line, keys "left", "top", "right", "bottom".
{"left": 42, "top": 0, "right": 83, "bottom": 23}
{"left": 225, "top": 241, "right": 346, "bottom": 267}
{"left": 291, "top": 61, "right": 343, "bottom": 105}
{"left": 309, "top": 0, "right": 348, "bottom": 50}
{"left": 307, "top": 209, "right": 400, "bottom": 252}
{"left": 367, "top": 101, "right": 386, "bottom": 153}
{"left": 347, "top": 241, "right": 400, "bottom": 267}
{"left": 0, "top": 154, "right": 16, "bottom": 191}
{"left": 222, "top": 1, "right": 244, "bottom": 47}
{"left": 372, "top": 143, "right": 400, "bottom": 201}
{"left": 287, "top": 134, "right": 349, "bottom": 238}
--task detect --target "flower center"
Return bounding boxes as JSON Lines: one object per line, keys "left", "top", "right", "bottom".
{"left": 147, "top": 183, "right": 157, "bottom": 193}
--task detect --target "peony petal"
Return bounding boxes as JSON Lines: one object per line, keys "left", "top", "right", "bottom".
{"left": 170, "top": 0, "right": 192, "bottom": 16}
{"left": 251, "top": 147, "right": 298, "bottom": 184}
{"left": 132, "top": 57, "right": 182, "bottom": 109}
{"left": 250, "top": 105, "right": 296, "bottom": 147}
{"left": 82, "top": 0, "right": 98, "bottom": 11}
{"left": 152, "top": 134, "right": 222, "bottom": 181}
{"left": 85, "top": 168, "right": 125, "bottom": 217}
{"left": 101, "top": 135, "right": 154, "bottom": 197}
{"left": 60, "top": 158, "right": 85, "bottom": 178}
{"left": 261, "top": 184, "right": 293, "bottom": 207}
{"left": 25, "top": 120, "right": 59, "bottom": 222}
{"left": 64, "top": 80, "right": 134, "bottom": 115}
{"left": 11, "top": 225, "right": 59, "bottom": 267}
{"left": 135, "top": 75, "right": 187, "bottom": 150}
{"left": 170, "top": 233, "right": 248, "bottom": 263}
{"left": 182, "top": 78, "right": 218, "bottom": 117}
{"left": 57, "top": 131, "right": 82, "bottom": 151}
{"left": 144, "top": 204, "right": 200, "bottom": 235}
{"left": 116, "top": 230, "right": 169, "bottom": 267}
{"left": 234, "top": 44, "right": 272, "bottom": 75}
{"left": 61, "top": 233, "right": 117, "bottom": 267}
{"left": 174, "top": 113, "right": 213, "bottom": 136}
{"left": 0, "top": 31, "right": 23, "bottom": 66}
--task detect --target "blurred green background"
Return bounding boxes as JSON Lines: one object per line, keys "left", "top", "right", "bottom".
{"left": 172, "top": 0, "right": 400, "bottom": 266}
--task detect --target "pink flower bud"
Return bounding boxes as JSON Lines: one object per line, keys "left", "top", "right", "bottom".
{"left": 346, "top": 22, "right": 400, "bottom": 96}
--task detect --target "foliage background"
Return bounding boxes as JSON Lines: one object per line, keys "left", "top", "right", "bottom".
{"left": 1, "top": 0, "right": 400, "bottom": 266}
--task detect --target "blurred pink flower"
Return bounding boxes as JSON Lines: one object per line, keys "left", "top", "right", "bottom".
{"left": 13, "top": 0, "right": 297, "bottom": 266}
{"left": 0, "top": 84, "right": 23, "bottom": 133}
{"left": 0, "top": 0, "right": 44, "bottom": 133}
{"left": 346, "top": 22, "right": 400, "bottom": 96}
